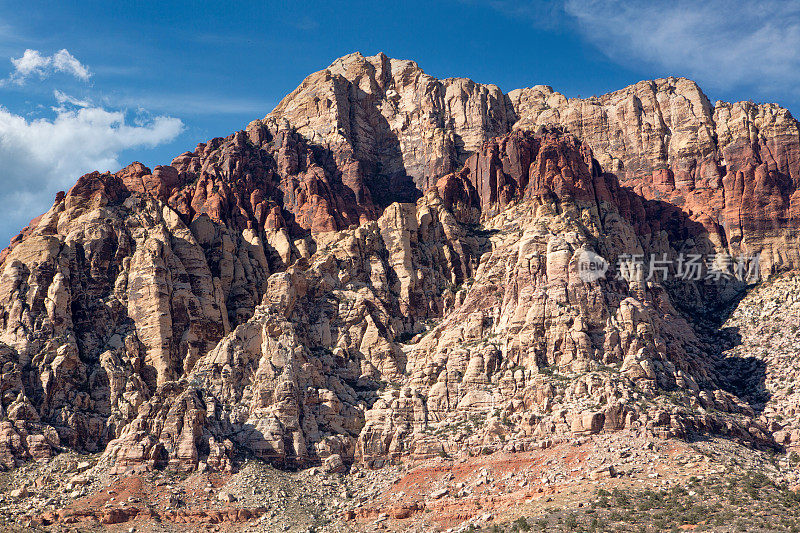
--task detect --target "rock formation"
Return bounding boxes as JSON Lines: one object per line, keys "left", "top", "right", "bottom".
{"left": 0, "top": 52, "right": 796, "bottom": 476}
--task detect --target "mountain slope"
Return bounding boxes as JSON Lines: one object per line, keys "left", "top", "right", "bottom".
{"left": 0, "top": 52, "right": 796, "bottom": 486}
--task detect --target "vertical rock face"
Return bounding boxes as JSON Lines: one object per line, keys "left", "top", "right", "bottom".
{"left": 0, "top": 174, "right": 244, "bottom": 464}
{"left": 508, "top": 79, "right": 800, "bottom": 274}
{"left": 509, "top": 78, "right": 719, "bottom": 180}
{"left": 100, "top": 190, "right": 481, "bottom": 471}
{"left": 269, "top": 52, "right": 515, "bottom": 203}
{"left": 269, "top": 54, "right": 800, "bottom": 275}
{"left": 0, "top": 53, "right": 796, "bottom": 473}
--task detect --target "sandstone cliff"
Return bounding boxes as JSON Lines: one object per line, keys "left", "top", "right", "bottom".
{"left": 271, "top": 53, "right": 800, "bottom": 275}
{"left": 0, "top": 52, "right": 796, "bottom": 475}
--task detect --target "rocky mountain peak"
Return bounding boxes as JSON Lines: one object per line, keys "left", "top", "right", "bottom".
{"left": 0, "top": 53, "right": 799, "bottom": 530}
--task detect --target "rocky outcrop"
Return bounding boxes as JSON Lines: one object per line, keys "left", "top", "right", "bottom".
{"left": 101, "top": 131, "right": 768, "bottom": 473}
{"left": 356, "top": 134, "right": 761, "bottom": 467}
{"left": 508, "top": 80, "right": 800, "bottom": 275}
{"left": 97, "top": 189, "right": 481, "bottom": 471}
{"left": 269, "top": 52, "right": 515, "bottom": 202}
{"left": 0, "top": 52, "right": 796, "bottom": 476}
{"left": 0, "top": 176, "right": 245, "bottom": 465}
{"left": 271, "top": 56, "right": 800, "bottom": 276}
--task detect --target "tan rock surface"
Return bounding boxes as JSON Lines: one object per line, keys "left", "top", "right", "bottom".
{"left": 0, "top": 53, "right": 795, "bottom": 485}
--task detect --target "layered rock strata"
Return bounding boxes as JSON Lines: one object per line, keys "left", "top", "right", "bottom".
{"left": 0, "top": 52, "right": 796, "bottom": 474}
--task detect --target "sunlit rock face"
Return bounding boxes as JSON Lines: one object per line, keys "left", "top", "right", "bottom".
{"left": 0, "top": 52, "right": 796, "bottom": 472}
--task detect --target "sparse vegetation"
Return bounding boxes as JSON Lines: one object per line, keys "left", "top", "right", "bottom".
{"left": 488, "top": 470, "right": 800, "bottom": 532}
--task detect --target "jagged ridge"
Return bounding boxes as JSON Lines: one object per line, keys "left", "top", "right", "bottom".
{"left": 0, "top": 52, "right": 796, "bottom": 479}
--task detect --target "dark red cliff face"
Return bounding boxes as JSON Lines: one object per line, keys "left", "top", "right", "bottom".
{"left": 61, "top": 121, "right": 380, "bottom": 242}
{"left": 436, "top": 130, "right": 602, "bottom": 217}
{"left": 162, "top": 124, "right": 380, "bottom": 235}
{"left": 630, "top": 133, "right": 800, "bottom": 271}
{"left": 436, "top": 130, "right": 686, "bottom": 236}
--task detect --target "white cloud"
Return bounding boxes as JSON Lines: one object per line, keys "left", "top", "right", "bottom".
{"left": 6, "top": 48, "right": 91, "bottom": 85}
{"left": 0, "top": 99, "right": 183, "bottom": 241}
{"left": 485, "top": 1, "right": 800, "bottom": 98}
{"left": 51, "top": 49, "right": 91, "bottom": 80}
{"left": 562, "top": 0, "right": 800, "bottom": 93}
{"left": 10, "top": 49, "right": 49, "bottom": 78}
{"left": 53, "top": 89, "right": 91, "bottom": 108}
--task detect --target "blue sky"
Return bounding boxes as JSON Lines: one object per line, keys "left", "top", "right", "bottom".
{"left": 1, "top": 0, "right": 799, "bottom": 244}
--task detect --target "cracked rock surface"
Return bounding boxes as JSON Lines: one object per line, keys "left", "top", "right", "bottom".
{"left": 0, "top": 52, "right": 798, "bottom": 531}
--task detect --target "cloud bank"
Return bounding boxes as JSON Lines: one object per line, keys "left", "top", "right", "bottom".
{"left": 0, "top": 98, "right": 183, "bottom": 241}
